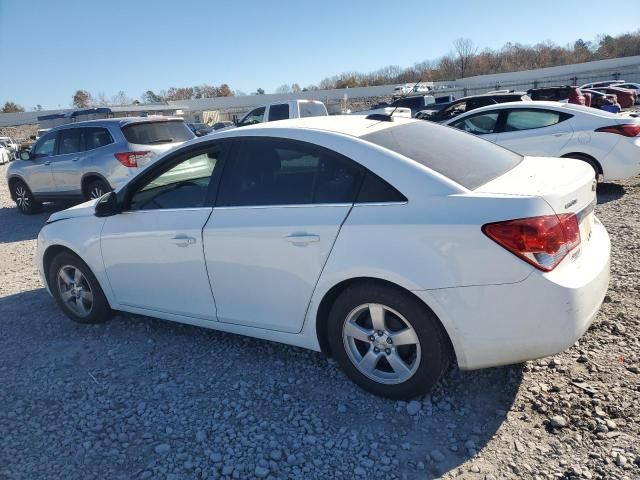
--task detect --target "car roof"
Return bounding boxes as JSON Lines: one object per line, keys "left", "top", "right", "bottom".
{"left": 203, "top": 115, "right": 417, "bottom": 142}
{"left": 444, "top": 100, "right": 621, "bottom": 120}
{"left": 45, "top": 116, "right": 185, "bottom": 132}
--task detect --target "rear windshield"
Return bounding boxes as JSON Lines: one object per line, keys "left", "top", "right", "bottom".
{"left": 123, "top": 121, "right": 194, "bottom": 145}
{"left": 362, "top": 121, "right": 522, "bottom": 190}
{"left": 299, "top": 102, "right": 327, "bottom": 118}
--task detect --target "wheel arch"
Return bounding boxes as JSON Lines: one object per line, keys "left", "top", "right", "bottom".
{"left": 42, "top": 244, "right": 86, "bottom": 292}
{"left": 561, "top": 152, "right": 603, "bottom": 175}
{"left": 7, "top": 174, "right": 29, "bottom": 200}
{"left": 314, "top": 276, "right": 457, "bottom": 363}
{"left": 81, "top": 173, "right": 111, "bottom": 197}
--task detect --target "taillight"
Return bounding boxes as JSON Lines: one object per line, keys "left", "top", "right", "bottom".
{"left": 483, "top": 214, "right": 581, "bottom": 272}
{"left": 114, "top": 151, "right": 151, "bottom": 167}
{"left": 595, "top": 124, "right": 640, "bottom": 137}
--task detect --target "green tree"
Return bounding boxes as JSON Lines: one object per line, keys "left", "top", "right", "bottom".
{"left": 255, "top": 88, "right": 265, "bottom": 95}
{"left": 2, "top": 101, "right": 25, "bottom": 113}
{"left": 142, "top": 90, "right": 164, "bottom": 103}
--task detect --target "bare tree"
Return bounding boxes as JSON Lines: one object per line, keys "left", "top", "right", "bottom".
{"left": 453, "top": 38, "right": 477, "bottom": 78}
{"left": 111, "top": 91, "right": 132, "bottom": 106}
{"left": 94, "top": 92, "right": 109, "bottom": 106}
{"left": 291, "top": 83, "right": 302, "bottom": 93}
{"left": 72, "top": 90, "right": 92, "bottom": 108}
{"left": 276, "top": 84, "right": 292, "bottom": 93}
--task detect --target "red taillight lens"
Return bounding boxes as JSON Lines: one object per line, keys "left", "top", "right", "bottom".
{"left": 595, "top": 124, "right": 640, "bottom": 137}
{"left": 483, "top": 214, "right": 581, "bottom": 272}
{"left": 114, "top": 151, "right": 151, "bottom": 167}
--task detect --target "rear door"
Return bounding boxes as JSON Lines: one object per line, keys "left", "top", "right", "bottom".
{"left": 202, "top": 137, "right": 364, "bottom": 333}
{"left": 493, "top": 109, "right": 574, "bottom": 156}
{"left": 50, "top": 127, "right": 85, "bottom": 195}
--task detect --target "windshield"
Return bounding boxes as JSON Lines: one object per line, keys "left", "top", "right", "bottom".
{"left": 362, "top": 121, "right": 522, "bottom": 190}
{"left": 123, "top": 121, "right": 195, "bottom": 145}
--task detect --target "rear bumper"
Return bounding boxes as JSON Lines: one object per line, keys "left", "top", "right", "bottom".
{"left": 415, "top": 217, "right": 610, "bottom": 370}
{"left": 601, "top": 137, "right": 640, "bottom": 181}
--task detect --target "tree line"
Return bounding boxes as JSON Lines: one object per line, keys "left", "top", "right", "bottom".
{"left": 2, "top": 30, "right": 639, "bottom": 113}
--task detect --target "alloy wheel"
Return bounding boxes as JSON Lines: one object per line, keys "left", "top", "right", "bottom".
{"left": 14, "top": 184, "right": 29, "bottom": 212}
{"left": 56, "top": 265, "right": 94, "bottom": 317}
{"left": 342, "top": 303, "right": 421, "bottom": 384}
{"left": 89, "top": 187, "right": 104, "bottom": 199}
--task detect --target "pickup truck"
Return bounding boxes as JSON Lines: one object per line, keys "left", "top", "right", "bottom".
{"left": 237, "top": 100, "right": 328, "bottom": 127}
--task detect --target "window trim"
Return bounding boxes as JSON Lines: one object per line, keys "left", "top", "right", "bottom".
{"left": 120, "top": 139, "right": 231, "bottom": 212}
{"left": 497, "top": 108, "right": 573, "bottom": 133}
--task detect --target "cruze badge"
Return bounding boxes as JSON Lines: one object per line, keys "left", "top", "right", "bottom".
{"left": 564, "top": 199, "right": 577, "bottom": 209}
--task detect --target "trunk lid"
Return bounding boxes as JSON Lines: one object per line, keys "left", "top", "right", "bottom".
{"left": 477, "top": 156, "right": 598, "bottom": 245}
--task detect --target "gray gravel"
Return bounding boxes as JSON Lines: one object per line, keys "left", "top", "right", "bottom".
{"left": 0, "top": 163, "right": 638, "bottom": 479}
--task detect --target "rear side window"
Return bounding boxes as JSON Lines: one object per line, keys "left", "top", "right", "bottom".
{"left": 122, "top": 121, "right": 194, "bottom": 145}
{"left": 217, "top": 138, "right": 363, "bottom": 207}
{"left": 84, "top": 127, "right": 113, "bottom": 150}
{"left": 299, "top": 102, "right": 327, "bottom": 118}
{"left": 504, "top": 110, "right": 570, "bottom": 131}
{"left": 356, "top": 172, "right": 406, "bottom": 203}
{"left": 268, "top": 104, "right": 290, "bottom": 121}
{"left": 58, "top": 128, "right": 84, "bottom": 154}
{"left": 362, "top": 121, "right": 522, "bottom": 190}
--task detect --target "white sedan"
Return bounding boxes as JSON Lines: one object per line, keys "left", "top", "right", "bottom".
{"left": 36, "top": 116, "right": 610, "bottom": 399}
{"left": 443, "top": 101, "right": 640, "bottom": 182}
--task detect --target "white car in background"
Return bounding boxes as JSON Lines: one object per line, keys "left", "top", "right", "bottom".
{"left": 0, "top": 144, "right": 11, "bottom": 164}
{"left": 444, "top": 101, "right": 640, "bottom": 181}
{"left": 236, "top": 100, "right": 328, "bottom": 127}
{"left": 36, "top": 116, "right": 609, "bottom": 399}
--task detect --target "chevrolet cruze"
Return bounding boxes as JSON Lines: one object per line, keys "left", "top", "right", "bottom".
{"left": 36, "top": 116, "right": 610, "bottom": 399}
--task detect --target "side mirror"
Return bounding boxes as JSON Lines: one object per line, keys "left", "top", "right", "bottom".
{"left": 94, "top": 191, "right": 120, "bottom": 217}
{"left": 30, "top": 135, "right": 36, "bottom": 140}
{"left": 19, "top": 150, "right": 32, "bottom": 160}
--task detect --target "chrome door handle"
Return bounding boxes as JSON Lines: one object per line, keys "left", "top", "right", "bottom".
{"left": 71, "top": 157, "right": 80, "bottom": 162}
{"left": 44, "top": 161, "right": 51, "bottom": 165}
{"left": 284, "top": 233, "right": 320, "bottom": 245}
{"left": 552, "top": 133, "right": 565, "bottom": 137}
{"left": 171, "top": 234, "right": 196, "bottom": 247}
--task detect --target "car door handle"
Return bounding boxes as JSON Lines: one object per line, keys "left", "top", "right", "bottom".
{"left": 44, "top": 161, "right": 51, "bottom": 165}
{"left": 170, "top": 234, "right": 196, "bottom": 247}
{"left": 71, "top": 157, "right": 80, "bottom": 162}
{"left": 552, "top": 133, "right": 566, "bottom": 137}
{"left": 284, "top": 233, "right": 320, "bottom": 245}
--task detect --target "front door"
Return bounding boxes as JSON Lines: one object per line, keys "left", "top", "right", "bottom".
{"left": 101, "top": 144, "right": 224, "bottom": 319}
{"left": 203, "top": 137, "right": 364, "bottom": 333}
{"left": 24, "top": 131, "right": 57, "bottom": 193}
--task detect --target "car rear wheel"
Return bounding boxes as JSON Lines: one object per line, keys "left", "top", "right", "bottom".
{"left": 48, "top": 252, "right": 111, "bottom": 324}
{"left": 11, "top": 179, "right": 41, "bottom": 214}
{"left": 86, "top": 179, "right": 111, "bottom": 200}
{"left": 327, "top": 282, "right": 452, "bottom": 400}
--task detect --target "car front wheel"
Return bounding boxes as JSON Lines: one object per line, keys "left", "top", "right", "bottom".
{"left": 327, "top": 282, "right": 452, "bottom": 400}
{"left": 11, "top": 179, "right": 41, "bottom": 214}
{"left": 48, "top": 252, "right": 112, "bottom": 324}
{"left": 86, "top": 179, "right": 111, "bottom": 200}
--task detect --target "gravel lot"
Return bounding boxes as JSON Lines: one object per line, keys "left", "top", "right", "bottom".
{"left": 0, "top": 163, "right": 638, "bottom": 480}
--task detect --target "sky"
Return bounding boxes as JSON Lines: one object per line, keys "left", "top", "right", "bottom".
{"left": 0, "top": 0, "right": 638, "bottom": 110}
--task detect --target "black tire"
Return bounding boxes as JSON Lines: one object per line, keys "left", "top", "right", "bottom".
{"left": 562, "top": 154, "right": 601, "bottom": 181}
{"left": 11, "top": 179, "right": 41, "bottom": 214}
{"left": 48, "top": 252, "right": 112, "bottom": 324}
{"left": 85, "top": 179, "right": 111, "bottom": 200}
{"left": 327, "top": 282, "right": 452, "bottom": 400}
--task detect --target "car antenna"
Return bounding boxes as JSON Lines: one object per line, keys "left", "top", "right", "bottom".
{"left": 366, "top": 77, "right": 426, "bottom": 122}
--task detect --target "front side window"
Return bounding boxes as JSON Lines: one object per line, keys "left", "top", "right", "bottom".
{"left": 217, "top": 139, "right": 363, "bottom": 207}
{"left": 85, "top": 127, "right": 114, "bottom": 150}
{"left": 130, "top": 146, "right": 222, "bottom": 210}
{"left": 450, "top": 112, "right": 499, "bottom": 135}
{"left": 58, "top": 128, "right": 84, "bottom": 155}
{"left": 268, "top": 104, "right": 289, "bottom": 121}
{"left": 440, "top": 101, "right": 467, "bottom": 119}
{"left": 239, "top": 107, "right": 265, "bottom": 126}
{"left": 32, "top": 132, "right": 57, "bottom": 158}
{"left": 504, "top": 110, "right": 568, "bottom": 132}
